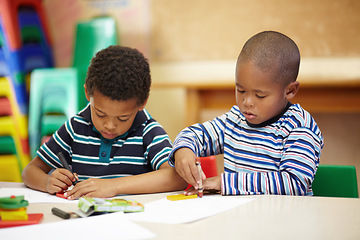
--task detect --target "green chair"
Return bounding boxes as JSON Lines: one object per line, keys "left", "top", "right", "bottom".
{"left": 0, "top": 136, "right": 17, "bottom": 154}
{"left": 72, "top": 16, "right": 118, "bottom": 110}
{"left": 21, "top": 25, "right": 42, "bottom": 44}
{"left": 312, "top": 164, "right": 359, "bottom": 198}
{"left": 28, "top": 68, "right": 78, "bottom": 158}
{"left": 40, "top": 114, "right": 68, "bottom": 137}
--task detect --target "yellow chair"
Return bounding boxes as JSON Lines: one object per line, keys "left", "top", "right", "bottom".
{"left": 0, "top": 155, "right": 22, "bottom": 182}
{"left": 0, "top": 77, "right": 28, "bottom": 138}
{"left": 0, "top": 77, "right": 29, "bottom": 180}
{"left": 0, "top": 116, "right": 30, "bottom": 173}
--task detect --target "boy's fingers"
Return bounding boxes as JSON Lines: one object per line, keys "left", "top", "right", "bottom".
{"left": 175, "top": 162, "right": 195, "bottom": 186}
{"left": 201, "top": 170, "right": 207, "bottom": 180}
{"left": 184, "top": 186, "right": 197, "bottom": 196}
{"left": 184, "top": 165, "right": 199, "bottom": 187}
{"left": 64, "top": 186, "right": 82, "bottom": 200}
{"left": 56, "top": 169, "right": 76, "bottom": 184}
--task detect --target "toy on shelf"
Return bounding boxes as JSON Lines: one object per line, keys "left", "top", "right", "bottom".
{"left": 0, "top": 195, "right": 43, "bottom": 228}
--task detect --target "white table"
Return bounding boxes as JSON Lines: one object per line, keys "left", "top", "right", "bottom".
{"left": 1, "top": 182, "right": 360, "bottom": 240}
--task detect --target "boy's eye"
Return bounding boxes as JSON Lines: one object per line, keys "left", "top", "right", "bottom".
{"left": 117, "top": 118, "right": 129, "bottom": 122}
{"left": 96, "top": 113, "right": 106, "bottom": 118}
{"left": 256, "top": 95, "right": 266, "bottom": 99}
{"left": 237, "top": 89, "right": 245, "bottom": 93}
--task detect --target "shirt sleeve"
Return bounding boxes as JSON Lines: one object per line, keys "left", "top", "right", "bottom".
{"left": 36, "top": 118, "right": 75, "bottom": 169}
{"left": 168, "top": 113, "right": 227, "bottom": 166}
{"left": 221, "top": 126, "right": 324, "bottom": 196}
{"left": 143, "top": 119, "right": 173, "bottom": 170}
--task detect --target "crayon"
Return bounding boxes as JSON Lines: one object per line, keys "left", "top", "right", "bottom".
{"left": 196, "top": 161, "right": 203, "bottom": 198}
{"left": 57, "top": 152, "right": 79, "bottom": 185}
{"left": 51, "top": 207, "right": 70, "bottom": 219}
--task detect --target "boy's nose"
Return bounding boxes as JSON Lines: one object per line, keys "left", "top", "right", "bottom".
{"left": 104, "top": 118, "right": 117, "bottom": 130}
{"left": 243, "top": 96, "right": 254, "bottom": 107}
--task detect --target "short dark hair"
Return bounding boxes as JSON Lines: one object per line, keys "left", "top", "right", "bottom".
{"left": 237, "top": 31, "right": 300, "bottom": 86}
{"left": 85, "top": 45, "right": 151, "bottom": 106}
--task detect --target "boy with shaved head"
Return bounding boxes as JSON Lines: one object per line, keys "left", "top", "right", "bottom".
{"left": 170, "top": 31, "right": 324, "bottom": 196}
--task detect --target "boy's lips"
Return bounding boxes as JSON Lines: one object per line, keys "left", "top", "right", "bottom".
{"left": 102, "top": 131, "right": 117, "bottom": 139}
{"left": 243, "top": 111, "right": 256, "bottom": 120}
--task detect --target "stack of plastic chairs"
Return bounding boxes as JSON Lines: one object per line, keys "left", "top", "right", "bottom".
{"left": 28, "top": 68, "right": 79, "bottom": 158}
{"left": 0, "top": 0, "right": 53, "bottom": 181}
{"left": 0, "top": 0, "right": 53, "bottom": 114}
{"left": 0, "top": 76, "right": 30, "bottom": 182}
{"left": 28, "top": 16, "right": 118, "bottom": 158}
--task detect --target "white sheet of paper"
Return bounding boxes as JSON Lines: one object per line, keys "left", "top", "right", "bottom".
{"left": 126, "top": 195, "right": 255, "bottom": 224}
{"left": 0, "top": 211, "right": 156, "bottom": 240}
{"left": 0, "top": 188, "right": 77, "bottom": 203}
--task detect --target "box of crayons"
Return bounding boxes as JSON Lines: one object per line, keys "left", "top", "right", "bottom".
{"left": 78, "top": 197, "right": 144, "bottom": 216}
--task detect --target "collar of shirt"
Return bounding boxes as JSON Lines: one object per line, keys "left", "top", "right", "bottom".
{"left": 245, "top": 102, "right": 292, "bottom": 128}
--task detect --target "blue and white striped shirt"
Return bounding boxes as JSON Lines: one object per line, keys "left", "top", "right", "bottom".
{"left": 37, "top": 105, "right": 172, "bottom": 180}
{"left": 169, "top": 103, "right": 323, "bottom": 196}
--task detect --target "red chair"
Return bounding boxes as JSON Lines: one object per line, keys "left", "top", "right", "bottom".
{"left": 196, "top": 156, "right": 218, "bottom": 178}
{"left": 185, "top": 156, "right": 218, "bottom": 190}
{"left": 0, "top": 0, "right": 51, "bottom": 50}
{"left": 0, "top": 97, "right": 12, "bottom": 116}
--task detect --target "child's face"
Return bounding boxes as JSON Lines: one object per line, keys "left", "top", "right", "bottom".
{"left": 87, "top": 90, "right": 144, "bottom": 139}
{"left": 235, "top": 61, "right": 290, "bottom": 125}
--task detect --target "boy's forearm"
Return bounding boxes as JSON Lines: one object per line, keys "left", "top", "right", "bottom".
{"left": 22, "top": 163, "right": 51, "bottom": 193}
{"left": 112, "top": 167, "right": 187, "bottom": 195}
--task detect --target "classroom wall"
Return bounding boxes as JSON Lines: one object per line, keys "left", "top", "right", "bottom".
{"left": 150, "top": 0, "right": 360, "bottom": 61}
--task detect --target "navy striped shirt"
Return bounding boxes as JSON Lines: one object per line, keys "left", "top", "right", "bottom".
{"left": 169, "top": 103, "right": 324, "bottom": 196}
{"left": 37, "top": 105, "right": 172, "bottom": 180}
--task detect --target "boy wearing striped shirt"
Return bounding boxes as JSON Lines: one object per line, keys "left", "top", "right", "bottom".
{"left": 170, "top": 31, "right": 324, "bottom": 196}
{"left": 22, "top": 46, "right": 187, "bottom": 199}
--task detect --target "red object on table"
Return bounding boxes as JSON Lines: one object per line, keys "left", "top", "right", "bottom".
{"left": 0, "top": 213, "right": 43, "bottom": 228}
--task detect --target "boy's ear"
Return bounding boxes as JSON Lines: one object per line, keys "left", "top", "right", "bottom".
{"left": 84, "top": 84, "right": 90, "bottom": 101}
{"left": 285, "top": 81, "right": 299, "bottom": 100}
{"left": 137, "top": 98, "right": 148, "bottom": 111}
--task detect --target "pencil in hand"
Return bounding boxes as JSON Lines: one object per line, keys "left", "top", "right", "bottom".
{"left": 196, "top": 161, "right": 203, "bottom": 198}
{"left": 57, "top": 152, "right": 79, "bottom": 185}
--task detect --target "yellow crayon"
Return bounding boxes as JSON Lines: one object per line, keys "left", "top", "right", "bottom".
{"left": 166, "top": 194, "right": 198, "bottom": 201}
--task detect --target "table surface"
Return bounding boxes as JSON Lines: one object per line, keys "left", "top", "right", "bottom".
{"left": 1, "top": 182, "right": 360, "bottom": 240}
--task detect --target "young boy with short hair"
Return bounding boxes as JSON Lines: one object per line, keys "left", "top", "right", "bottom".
{"left": 22, "top": 46, "right": 187, "bottom": 199}
{"left": 170, "top": 31, "right": 324, "bottom": 196}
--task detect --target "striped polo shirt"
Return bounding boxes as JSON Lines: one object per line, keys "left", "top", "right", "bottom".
{"left": 169, "top": 103, "right": 324, "bottom": 196}
{"left": 37, "top": 105, "right": 172, "bottom": 180}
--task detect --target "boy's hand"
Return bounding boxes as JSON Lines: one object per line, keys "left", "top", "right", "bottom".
{"left": 174, "top": 148, "right": 202, "bottom": 188}
{"left": 47, "top": 168, "right": 76, "bottom": 194}
{"left": 64, "top": 178, "right": 116, "bottom": 200}
{"left": 184, "top": 176, "right": 221, "bottom": 196}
